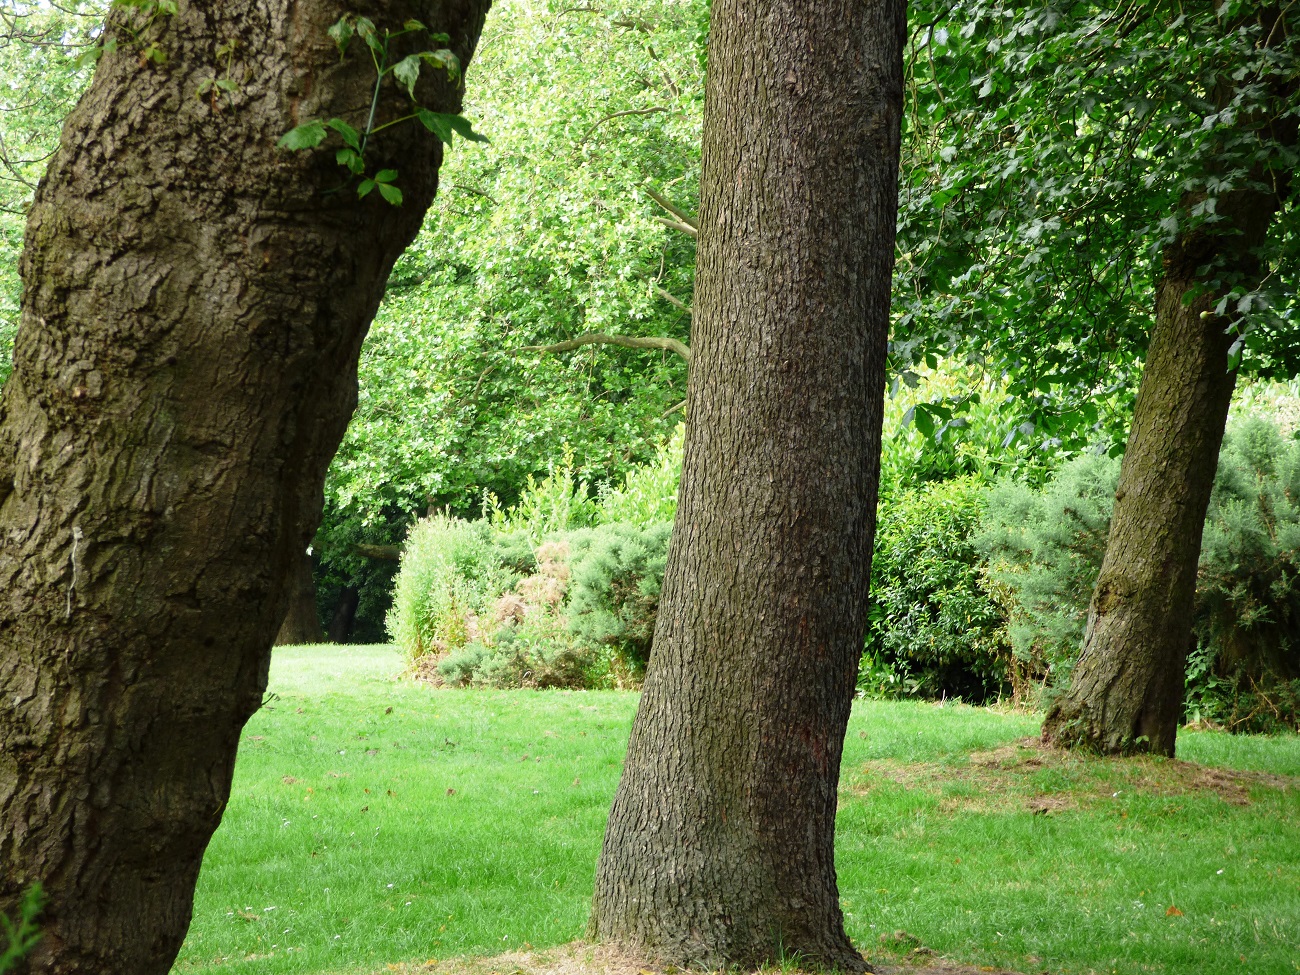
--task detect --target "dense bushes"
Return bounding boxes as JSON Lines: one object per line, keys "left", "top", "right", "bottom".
{"left": 388, "top": 429, "right": 680, "bottom": 688}
{"left": 862, "top": 477, "right": 1005, "bottom": 701}
{"left": 862, "top": 416, "right": 1300, "bottom": 730}
{"left": 389, "top": 397, "right": 1300, "bottom": 730}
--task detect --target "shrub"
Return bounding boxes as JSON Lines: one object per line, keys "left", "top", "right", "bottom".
{"left": 975, "top": 420, "right": 1300, "bottom": 729}
{"left": 1188, "top": 418, "right": 1300, "bottom": 731}
{"left": 863, "top": 476, "right": 1008, "bottom": 702}
{"left": 483, "top": 449, "right": 597, "bottom": 544}
{"left": 975, "top": 453, "right": 1118, "bottom": 702}
{"left": 387, "top": 515, "right": 510, "bottom": 660}
{"left": 566, "top": 522, "right": 673, "bottom": 682}
{"left": 596, "top": 424, "right": 684, "bottom": 527}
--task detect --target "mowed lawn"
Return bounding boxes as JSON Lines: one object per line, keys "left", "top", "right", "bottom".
{"left": 173, "top": 646, "right": 1300, "bottom": 975}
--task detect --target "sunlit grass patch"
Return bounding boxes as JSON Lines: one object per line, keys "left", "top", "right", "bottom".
{"left": 175, "top": 648, "right": 1300, "bottom": 975}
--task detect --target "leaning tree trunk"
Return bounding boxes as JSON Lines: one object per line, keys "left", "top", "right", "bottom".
{"left": 588, "top": 0, "right": 905, "bottom": 969}
{"left": 274, "top": 550, "right": 325, "bottom": 646}
{"left": 1042, "top": 187, "right": 1283, "bottom": 757}
{"left": 0, "top": 2, "right": 489, "bottom": 973}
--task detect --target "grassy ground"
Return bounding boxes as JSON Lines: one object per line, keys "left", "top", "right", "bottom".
{"left": 172, "top": 646, "right": 1300, "bottom": 975}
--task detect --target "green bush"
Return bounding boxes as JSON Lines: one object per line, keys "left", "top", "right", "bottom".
{"left": 596, "top": 424, "right": 683, "bottom": 527}
{"left": 975, "top": 453, "right": 1119, "bottom": 701}
{"left": 566, "top": 521, "right": 673, "bottom": 681}
{"left": 386, "top": 515, "right": 510, "bottom": 660}
{"left": 863, "top": 476, "right": 1007, "bottom": 702}
{"left": 1188, "top": 418, "right": 1300, "bottom": 731}
{"left": 974, "top": 420, "right": 1300, "bottom": 729}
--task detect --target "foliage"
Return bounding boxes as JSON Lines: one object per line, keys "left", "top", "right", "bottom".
{"left": 565, "top": 521, "right": 672, "bottom": 680}
{"left": 386, "top": 515, "right": 509, "bottom": 660}
{"left": 862, "top": 476, "right": 1006, "bottom": 702}
{"left": 0, "top": 884, "right": 43, "bottom": 975}
{"left": 595, "top": 423, "right": 684, "bottom": 526}
{"left": 0, "top": 3, "right": 100, "bottom": 388}
{"left": 321, "top": 0, "right": 703, "bottom": 546}
{"left": 893, "top": 1, "right": 1300, "bottom": 447}
{"left": 277, "top": 14, "right": 486, "bottom": 205}
{"left": 973, "top": 419, "right": 1300, "bottom": 727}
{"left": 482, "top": 450, "right": 597, "bottom": 544}
{"left": 1188, "top": 418, "right": 1300, "bottom": 731}
{"left": 976, "top": 454, "right": 1119, "bottom": 701}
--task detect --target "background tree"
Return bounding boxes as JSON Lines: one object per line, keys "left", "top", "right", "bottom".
{"left": 588, "top": 0, "right": 906, "bottom": 967}
{"left": 0, "top": 1, "right": 490, "bottom": 971}
{"left": 312, "top": 0, "right": 706, "bottom": 638}
{"left": 894, "top": 1, "right": 1299, "bottom": 754}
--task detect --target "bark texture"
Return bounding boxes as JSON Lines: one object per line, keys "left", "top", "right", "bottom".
{"left": 589, "top": 0, "right": 905, "bottom": 969}
{"left": 0, "top": 2, "right": 489, "bottom": 972}
{"left": 1042, "top": 190, "right": 1283, "bottom": 757}
{"left": 274, "top": 550, "right": 325, "bottom": 646}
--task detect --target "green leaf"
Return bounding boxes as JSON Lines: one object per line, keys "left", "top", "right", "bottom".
{"left": 403, "top": 18, "right": 427, "bottom": 31}
{"left": 74, "top": 44, "right": 106, "bottom": 70}
{"left": 392, "top": 54, "right": 422, "bottom": 98}
{"left": 416, "top": 108, "right": 455, "bottom": 144}
{"left": 328, "top": 15, "right": 354, "bottom": 55}
{"left": 278, "top": 119, "right": 327, "bottom": 151}
{"left": 914, "top": 407, "right": 936, "bottom": 438}
{"left": 355, "top": 17, "right": 382, "bottom": 54}
{"left": 446, "top": 114, "right": 490, "bottom": 144}
{"left": 374, "top": 169, "right": 398, "bottom": 183}
{"left": 325, "top": 118, "right": 362, "bottom": 151}
{"left": 378, "top": 182, "right": 403, "bottom": 205}
{"left": 357, "top": 179, "right": 376, "bottom": 199}
{"left": 336, "top": 147, "right": 364, "bottom": 174}
{"left": 419, "top": 49, "right": 461, "bottom": 82}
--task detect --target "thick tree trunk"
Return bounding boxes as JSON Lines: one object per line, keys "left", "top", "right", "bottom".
{"left": 274, "top": 550, "right": 325, "bottom": 646}
{"left": 1042, "top": 190, "right": 1282, "bottom": 757}
{"left": 588, "top": 0, "right": 905, "bottom": 969}
{"left": 0, "top": 2, "right": 489, "bottom": 973}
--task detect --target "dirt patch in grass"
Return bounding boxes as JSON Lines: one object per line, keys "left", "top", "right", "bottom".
{"left": 852, "top": 738, "right": 1297, "bottom": 812}
{"left": 364, "top": 942, "right": 1026, "bottom": 975}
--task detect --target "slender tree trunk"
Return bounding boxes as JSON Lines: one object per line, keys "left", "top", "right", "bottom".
{"left": 588, "top": 0, "right": 905, "bottom": 969}
{"left": 1042, "top": 189, "right": 1282, "bottom": 757}
{"left": 275, "top": 550, "right": 325, "bottom": 646}
{"left": 0, "top": 2, "right": 490, "bottom": 972}
{"left": 328, "top": 585, "right": 361, "bottom": 644}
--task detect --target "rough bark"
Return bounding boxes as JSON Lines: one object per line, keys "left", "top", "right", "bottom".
{"left": 1042, "top": 190, "right": 1284, "bottom": 757}
{"left": 588, "top": 0, "right": 905, "bottom": 969}
{"left": 0, "top": 2, "right": 490, "bottom": 972}
{"left": 274, "top": 550, "right": 325, "bottom": 646}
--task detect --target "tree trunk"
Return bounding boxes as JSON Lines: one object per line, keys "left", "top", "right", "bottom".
{"left": 0, "top": 2, "right": 490, "bottom": 972}
{"left": 274, "top": 550, "right": 325, "bottom": 646}
{"left": 588, "top": 0, "right": 905, "bottom": 969}
{"left": 328, "top": 585, "right": 361, "bottom": 644}
{"left": 1042, "top": 189, "right": 1283, "bottom": 757}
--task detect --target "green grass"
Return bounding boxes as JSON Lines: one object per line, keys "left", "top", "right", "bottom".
{"left": 174, "top": 646, "right": 1300, "bottom": 975}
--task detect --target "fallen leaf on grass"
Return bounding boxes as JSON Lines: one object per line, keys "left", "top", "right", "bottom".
{"left": 282, "top": 776, "right": 298, "bottom": 785}
{"left": 1166, "top": 905, "right": 1183, "bottom": 916}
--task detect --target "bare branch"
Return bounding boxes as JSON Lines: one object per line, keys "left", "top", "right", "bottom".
{"left": 650, "top": 282, "right": 692, "bottom": 315}
{"left": 520, "top": 332, "right": 691, "bottom": 363}
{"left": 351, "top": 543, "right": 402, "bottom": 561}
{"left": 580, "top": 106, "right": 670, "bottom": 145}
{"left": 652, "top": 215, "right": 698, "bottom": 238}
{"left": 643, "top": 186, "right": 698, "bottom": 230}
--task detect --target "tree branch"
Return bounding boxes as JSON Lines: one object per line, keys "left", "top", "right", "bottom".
{"left": 520, "top": 332, "right": 691, "bottom": 363}
{"left": 581, "top": 106, "right": 671, "bottom": 144}
{"left": 650, "top": 282, "right": 692, "bottom": 315}
{"left": 351, "top": 543, "right": 402, "bottom": 561}
{"left": 644, "top": 186, "right": 698, "bottom": 230}
{"left": 651, "top": 215, "right": 698, "bottom": 238}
